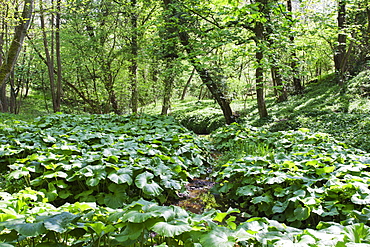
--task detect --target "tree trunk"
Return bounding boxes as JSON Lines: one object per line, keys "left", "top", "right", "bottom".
{"left": 55, "top": 0, "right": 62, "bottom": 112}
{"left": 162, "top": 0, "right": 234, "bottom": 123}
{"left": 271, "top": 65, "right": 287, "bottom": 102}
{"left": 287, "top": 0, "right": 303, "bottom": 94}
{"left": 334, "top": 0, "right": 347, "bottom": 86}
{"left": 129, "top": 0, "right": 139, "bottom": 113}
{"left": 161, "top": 0, "right": 178, "bottom": 115}
{"left": 178, "top": 30, "right": 235, "bottom": 124}
{"left": 9, "top": 71, "right": 17, "bottom": 113}
{"left": 0, "top": 0, "right": 33, "bottom": 88}
{"left": 161, "top": 62, "right": 174, "bottom": 115}
{"left": 181, "top": 67, "right": 195, "bottom": 100}
{"left": 254, "top": 0, "right": 268, "bottom": 118}
{"left": 40, "top": 0, "right": 58, "bottom": 112}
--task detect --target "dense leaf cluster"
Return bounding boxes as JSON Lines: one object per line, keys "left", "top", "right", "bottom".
{"left": 1, "top": 114, "right": 209, "bottom": 207}
{"left": 1, "top": 189, "right": 369, "bottom": 246}
{"left": 211, "top": 124, "right": 370, "bottom": 228}
{"left": 0, "top": 115, "right": 370, "bottom": 246}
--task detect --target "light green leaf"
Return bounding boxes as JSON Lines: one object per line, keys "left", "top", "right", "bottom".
{"left": 251, "top": 195, "right": 273, "bottom": 204}
{"left": 108, "top": 168, "right": 133, "bottom": 185}
{"left": 236, "top": 185, "right": 262, "bottom": 196}
{"left": 152, "top": 220, "right": 192, "bottom": 237}
{"left": 86, "top": 222, "right": 116, "bottom": 236}
{"left": 200, "top": 227, "right": 236, "bottom": 247}
{"left": 115, "top": 223, "right": 144, "bottom": 242}
{"left": 135, "top": 171, "right": 163, "bottom": 196}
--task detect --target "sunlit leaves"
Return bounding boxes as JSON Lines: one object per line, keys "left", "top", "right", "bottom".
{"left": 212, "top": 124, "right": 370, "bottom": 228}
{"left": 0, "top": 114, "right": 210, "bottom": 206}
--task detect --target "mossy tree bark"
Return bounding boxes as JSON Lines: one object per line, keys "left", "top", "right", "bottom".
{"left": 0, "top": 0, "right": 33, "bottom": 112}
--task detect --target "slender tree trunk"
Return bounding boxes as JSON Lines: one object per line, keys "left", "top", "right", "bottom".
{"left": 254, "top": 0, "right": 268, "bottom": 118}
{"left": 161, "top": 0, "right": 234, "bottom": 123}
{"left": 181, "top": 67, "right": 195, "bottom": 100}
{"left": 364, "top": 6, "right": 370, "bottom": 56}
{"left": 0, "top": 0, "right": 33, "bottom": 88}
{"left": 271, "top": 65, "right": 287, "bottom": 102}
{"left": 0, "top": 14, "right": 5, "bottom": 112}
{"left": 334, "top": 0, "right": 347, "bottom": 86}
{"left": 161, "top": 62, "right": 174, "bottom": 115}
{"left": 27, "top": 34, "right": 99, "bottom": 112}
{"left": 161, "top": 0, "right": 178, "bottom": 115}
{"left": 40, "top": 0, "right": 58, "bottom": 112}
{"left": 287, "top": 0, "right": 303, "bottom": 94}
{"left": 55, "top": 0, "right": 62, "bottom": 112}
{"left": 9, "top": 71, "right": 16, "bottom": 113}
{"left": 129, "top": 0, "right": 138, "bottom": 113}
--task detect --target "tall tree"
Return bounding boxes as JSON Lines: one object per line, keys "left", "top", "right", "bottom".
{"left": 287, "top": 0, "right": 303, "bottom": 94}
{"left": 334, "top": 0, "right": 347, "bottom": 85}
{"left": 160, "top": 0, "right": 178, "bottom": 115}
{"left": 174, "top": 0, "right": 235, "bottom": 124}
{"left": 129, "top": 0, "right": 139, "bottom": 113}
{"left": 55, "top": 0, "right": 62, "bottom": 112}
{"left": 253, "top": 0, "right": 268, "bottom": 118}
{"left": 39, "top": 0, "right": 60, "bottom": 112}
{"left": 0, "top": 0, "right": 33, "bottom": 112}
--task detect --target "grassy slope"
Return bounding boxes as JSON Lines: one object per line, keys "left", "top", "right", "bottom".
{"left": 154, "top": 73, "right": 370, "bottom": 152}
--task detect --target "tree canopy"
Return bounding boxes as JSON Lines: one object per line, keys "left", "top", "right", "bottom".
{"left": 0, "top": 0, "right": 368, "bottom": 119}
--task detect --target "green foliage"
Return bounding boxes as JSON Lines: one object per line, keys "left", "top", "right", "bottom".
{"left": 0, "top": 114, "right": 210, "bottom": 207}
{"left": 0, "top": 189, "right": 369, "bottom": 246}
{"left": 347, "top": 70, "right": 370, "bottom": 98}
{"left": 210, "top": 124, "right": 370, "bottom": 228}
{"left": 170, "top": 100, "right": 226, "bottom": 134}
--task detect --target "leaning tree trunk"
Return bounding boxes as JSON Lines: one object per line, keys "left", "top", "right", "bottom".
{"left": 178, "top": 31, "right": 235, "bottom": 124}
{"left": 0, "top": 0, "right": 33, "bottom": 88}
{"left": 162, "top": 0, "right": 235, "bottom": 123}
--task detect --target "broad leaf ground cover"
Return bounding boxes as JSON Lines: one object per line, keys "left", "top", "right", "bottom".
{"left": 0, "top": 114, "right": 370, "bottom": 246}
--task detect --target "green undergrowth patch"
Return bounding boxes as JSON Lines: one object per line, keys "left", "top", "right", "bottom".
{"left": 0, "top": 189, "right": 369, "bottom": 246}
{"left": 239, "top": 73, "right": 370, "bottom": 152}
{"left": 210, "top": 123, "right": 370, "bottom": 229}
{"left": 169, "top": 100, "right": 226, "bottom": 134}
{"left": 0, "top": 114, "right": 210, "bottom": 207}
{"left": 1, "top": 113, "right": 370, "bottom": 246}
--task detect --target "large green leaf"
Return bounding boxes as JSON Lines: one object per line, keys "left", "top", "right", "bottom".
{"left": 108, "top": 168, "right": 133, "bottom": 185}
{"left": 44, "top": 212, "right": 80, "bottom": 233}
{"left": 152, "top": 220, "right": 192, "bottom": 237}
{"left": 122, "top": 209, "right": 162, "bottom": 223}
{"left": 8, "top": 221, "right": 46, "bottom": 237}
{"left": 86, "top": 222, "right": 116, "bottom": 237}
{"left": 104, "top": 192, "right": 127, "bottom": 208}
{"left": 200, "top": 227, "right": 236, "bottom": 247}
{"left": 115, "top": 223, "right": 144, "bottom": 242}
{"left": 135, "top": 171, "right": 163, "bottom": 196}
